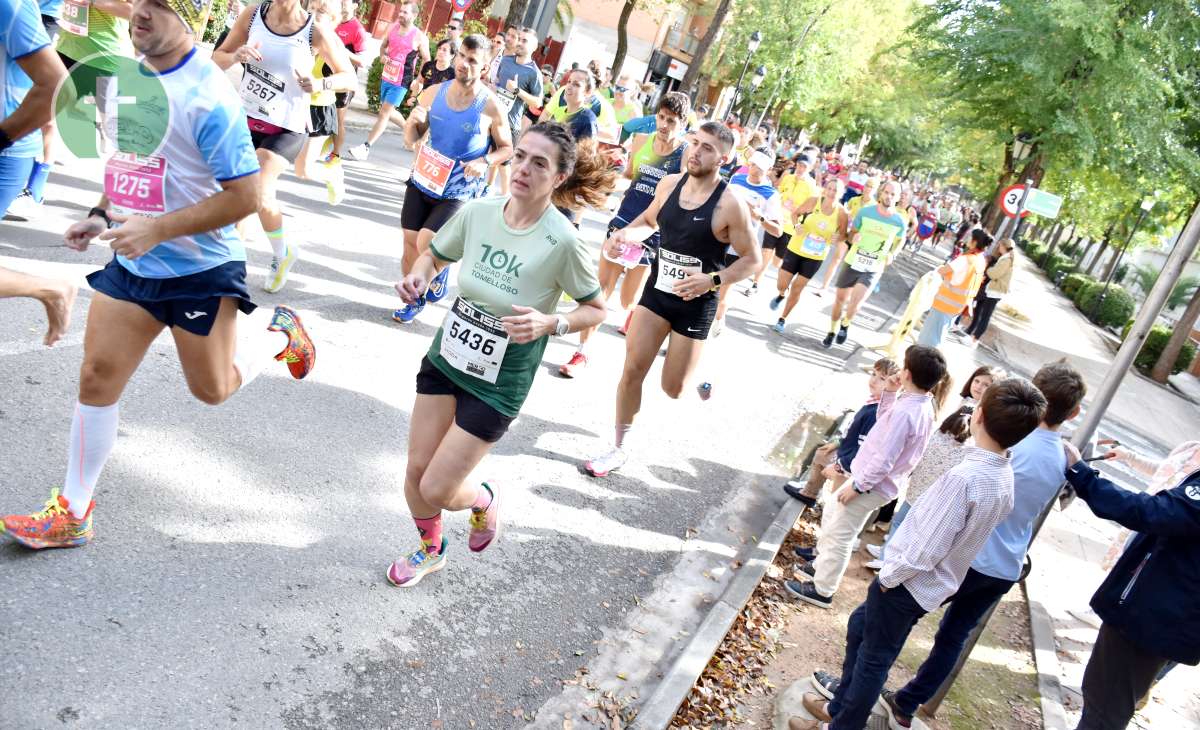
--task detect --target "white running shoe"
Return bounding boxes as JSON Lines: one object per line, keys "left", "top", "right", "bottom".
{"left": 584, "top": 448, "right": 627, "bottom": 478}
{"left": 864, "top": 543, "right": 883, "bottom": 559}
{"left": 263, "top": 245, "right": 298, "bottom": 293}
{"left": 864, "top": 559, "right": 883, "bottom": 571}
{"left": 346, "top": 143, "right": 370, "bottom": 161}
{"left": 2, "top": 191, "right": 41, "bottom": 222}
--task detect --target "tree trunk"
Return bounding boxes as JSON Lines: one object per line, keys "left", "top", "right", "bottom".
{"left": 505, "top": 0, "right": 532, "bottom": 27}
{"left": 1081, "top": 234, "right": 1102, "bottom": 266}
{"left": 1043, "top": 221, "right": 1073, "bottom": 264}
{"left": 1151, "top": 284, "right": 1200, "bottom": 382}
{"left": 982, "top": 151, "right": 1045, "bottom": 233}
{"left": 679, "top": 0, "right": 733, "bottom": 100}
{"left": 610, "top": 0, "right": 637, "bottom": 80}
{"left": 1085, "top": 219, "right": 1118, "bottom": 276}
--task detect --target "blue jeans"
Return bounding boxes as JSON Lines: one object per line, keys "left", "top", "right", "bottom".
{"left": 877, "top": 500, "right": 912, "bottom": 561}
{"left": 917, "top": 308, "right": 955, "bottom": 347}
{"left": 0, "top": 155, "right": 35, "bottom": 216}
{"left": 829, "top": 579, "right": 927, "bottom": 730}
{"left": 893, "top": 568, "right": 1015, "bottom": 715}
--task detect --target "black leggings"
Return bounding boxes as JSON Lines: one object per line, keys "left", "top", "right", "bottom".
{"left": 965, "top": 296, "right": 1000, "bottom": 339}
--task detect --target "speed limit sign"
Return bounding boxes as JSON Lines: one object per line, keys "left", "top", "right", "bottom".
{"left": 999, "top": 184, "right": 1030, "bottom": 218}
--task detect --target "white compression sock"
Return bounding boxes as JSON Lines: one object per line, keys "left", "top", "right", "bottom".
{"left": 265, "top": 227, "right": 286, "bottom": 258}
{"left": 61, "top": 402, "right": 120, "bottom": 518}
{"left": 232, "top": 309, "right": 285, "bottom": 390}
{"left": 615, "top": 423, "right": 633, "bottom": 450}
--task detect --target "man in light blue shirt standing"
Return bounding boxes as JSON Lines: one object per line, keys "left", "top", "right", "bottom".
{"left": 877, "top": 361, "right": 1088, "bottom": 728}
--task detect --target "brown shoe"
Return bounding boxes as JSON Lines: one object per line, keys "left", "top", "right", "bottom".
{"left": 802, "top": 691, "right": 833, "bottom": 722}
{"left": 787, "top": 717, "right": 824, "bottom": 730}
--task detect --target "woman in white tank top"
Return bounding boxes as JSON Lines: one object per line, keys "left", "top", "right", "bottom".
{"left": 214, "top": 0, "right": 354, "bottom": 294}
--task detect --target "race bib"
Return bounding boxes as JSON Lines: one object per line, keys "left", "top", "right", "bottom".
{"left": 382, "top": 57, "right": 403, "bottom": 83}
{"left": 789, "top": 233, "right": 827, "bottom": 258}
{"left": 240, "top": 65, "right": 288, "bottom": 125}
{"left": 654, "top": 249, "right": 701, "bottom": 295}
{"left": 495, "top": 88, "right": 517, "bottom": 117}
{"left": 851, "top": 217, "right": 901, "bottom": 271}
{"left": 603, "top": 241, "right": 646, "bottom": 269}
{"left": 439, "top": 297, "right": 509, "bottom": 384}
{"left": 104, "top": 153, "right": 167, "bottom": 217}
{"left": 411, "top": 144, "right": 454, "bottom": 196}
{"left": 60, "top": 0, "right": 89, "bottom": 35}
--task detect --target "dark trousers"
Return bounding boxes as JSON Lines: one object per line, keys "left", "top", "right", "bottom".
{"left": 829, "top": 579, "right": 927, "bottom": 730}
{"left": 965, "top": 295, "right": 1000, "bottom": 339}
{"left": 1076, "top": 623, "right": 1170, "bottom": 730}
{"left": 893, "top": 568, "right": 1016, "bottom": 714}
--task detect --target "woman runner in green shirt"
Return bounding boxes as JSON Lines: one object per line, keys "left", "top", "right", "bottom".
{"left": 387, "top": 122, "right": 614, "bottom": 587}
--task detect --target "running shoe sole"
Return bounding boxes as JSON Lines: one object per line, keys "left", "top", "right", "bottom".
{"left": 811, "top": 671, "right": 838, "bottom": 700}
{"left": 876, "top": 693, "right": 913, "bottom": 730}
{"left": 583, "top": 461, "right": 619, "bottom": 478}
{"left": 468, "top": 484, "right": 502, "bottom": 553}
{"left": 268, "top": 306, "right": 316, "bottom": 379}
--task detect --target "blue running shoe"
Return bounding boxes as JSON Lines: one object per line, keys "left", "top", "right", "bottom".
{"left": 426, "top": 267, "right": 451, "bottom": 303}
{"left": 773, "top": 319, "right": 786, "bottom": 335}
{"left": 392, "top": 296, "right": 425, "bottom": 323}
{"left": 769, "top": 295, "right": 784, "bottom": 311}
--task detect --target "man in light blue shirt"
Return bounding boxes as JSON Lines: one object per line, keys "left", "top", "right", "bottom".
{"left": 877, "top": 361, "right": 1088, "bottom": 728}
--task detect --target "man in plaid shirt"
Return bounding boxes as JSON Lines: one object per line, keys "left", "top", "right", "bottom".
{"left": 790, "top": 378, "right": 1046, "bottom": 730}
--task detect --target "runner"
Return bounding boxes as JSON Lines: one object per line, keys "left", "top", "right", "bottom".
{"left": 823, "top": 180, "right": 907, "bottom": 348}
{"left": 391, "top": 33, "right": 514, "bottom": 323}
{"left": 1, "top": 0, "right": 315, "bottom": 550}
{"left": 543, "top": 70, "right": 619, "bottom": 141}
{"left": 558, "top": 91, "right": 691, "bottom": 378}
{"left": 583, "top": 122, "right": 759, "bottom": 477}
{"left": 214, "top": 0, "right": 353, "bottom": 293}
{"left": 386, "top": 122, "right": 612, "bottom": 586}
{"left": 817, "top": 175, "right": 878, "bottom": 293}
{"left": 409, "top": 37, "right": 457, "bottom": 97}
{"left": 557, "top": 67, "right": 599, "bottom": 141}
{"left": 713, "top": 150, "right": 781, "bottom": 334}
{"left": 344, "top": 0, "right": 428, "bottom": 161}
{"left": 489, "top": 25, "right": 543, "bottom": 196}
{"left": 292, "top": 0, "right": 355, "bottom": 205}
{"left": 769, "top": 176, "right": 848, "bottom": 334}
{"left": 751, "top": 154, "right": 817, "bottom": 293}
{"left": 327, "top": 0, "right": 367, "bottom": 161}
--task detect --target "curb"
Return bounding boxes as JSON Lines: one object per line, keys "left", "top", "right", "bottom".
{"left": 633, "top": 411, "right": 856, "bottom": 729}
{"left": 1025, "top": 594, "right": 1070, "bottom": 730}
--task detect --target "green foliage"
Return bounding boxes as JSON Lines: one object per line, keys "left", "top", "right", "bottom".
{"left": 1121, "top": 322, "right": 1197, "bottom": 375}
{"left": 1130, "top": 264, "right": 1160, "bottom": 295}
{"left": 1062, "top": 273, "right": 1096, "bottom": 300}
{"left": 1045, "top": 254, "right": 1076, "bottom": 280}
{"left": 202, "top": 6, "right": 226, "bottom": 45}
{"left": 1169, "top": 277, "right": 1200, "bottom": 310}
{"left": 1113, "top": 263, "right": 1130, "bottom": 286}
{"left": 1026, "top": 242, "right": 1046, "bottom": 261}
{"left": 1078, "top": 283, "right": 1135, "bottom": 328}
{"left": 366, "top": 57, "right": 383, "bottom": 114}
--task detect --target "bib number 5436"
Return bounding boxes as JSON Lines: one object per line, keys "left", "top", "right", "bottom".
{"left": 448, "top": 319, "right": 497, "bottom": 356}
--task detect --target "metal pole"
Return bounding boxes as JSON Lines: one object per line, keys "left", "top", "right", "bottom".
{"left": 992, "top": 179, "right": 1032, "bottom": 255}
{"left": 1089, "top": 206, "right": 1147, "bottom": 319}
{"left": 725, "top": 51, "right": 753, "bottom": 120}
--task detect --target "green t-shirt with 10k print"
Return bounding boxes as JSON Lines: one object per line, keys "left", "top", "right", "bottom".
{"left": 428, "top": 197, "right": 602, "bottom": 417}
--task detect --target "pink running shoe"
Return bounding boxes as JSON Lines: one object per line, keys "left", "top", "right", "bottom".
{"left": 468, "top": 483, "right": 501, "bottom": 552}
{"left": 386, "top": 538, "right": 447, "bottom": 587}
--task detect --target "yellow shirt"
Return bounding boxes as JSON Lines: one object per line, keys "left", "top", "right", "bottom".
{"left": 778, "top": 174, "right": 819, "bottom": 235}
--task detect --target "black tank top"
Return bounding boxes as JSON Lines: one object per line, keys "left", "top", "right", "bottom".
{"left": 652, "top": 175, "right": 728, "bottom": 301}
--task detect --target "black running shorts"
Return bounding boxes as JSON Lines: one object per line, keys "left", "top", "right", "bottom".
{"left": 781, "top": 252, "right": 822, "bottom": 279}
{"left": 86, "top": 258, "right": 256, "bottom": 336}
{"left": 308, "top": 104, "right": 338, "bottom": 137}
{"left": 401, "top": 181, "right": 466, "bottom": 233}
{"left": 763, "top": 231, "right": 790, "bottom": 260}
{"left": 835, "top": 262, "right": 880, "bottom": 291}
{"left": 638, "top": 285, "right": 718, "bottom": 341}
{"left": 415, "top": 356, "right": 515, "bottom": 443}
{"left": 250, "top": 127, "right": 305, "bottom": 161}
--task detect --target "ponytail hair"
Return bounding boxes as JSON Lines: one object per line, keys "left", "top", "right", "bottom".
{"left": 524, "top": 121, "right": 618, "bottom": 213}
{"left": 930, "top": 371, "right": 954, "bottom": 414}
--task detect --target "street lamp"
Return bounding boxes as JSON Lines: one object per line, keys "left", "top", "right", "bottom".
{"left": 1091, "top": 197, "right": 1155, "bottom": 321}
{"left": 728, "top": 31, "right": 762, "bottom": 120}
{"left": 1012, "top": 132, "right": 1034, "bottom": 163}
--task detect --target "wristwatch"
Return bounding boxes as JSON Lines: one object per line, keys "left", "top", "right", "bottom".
{"left": 555, "top": 315, "right": 569, "bottom": 337}
{"left": 709, "top": 272, "right": 722, "bottom": 289}
{"left": 88, "top": 206, "right": 115, "bottom": 228}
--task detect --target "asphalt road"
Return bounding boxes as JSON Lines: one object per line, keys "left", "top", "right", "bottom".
{"left": 0, "top": 126, "right": 990, "bottom": 729}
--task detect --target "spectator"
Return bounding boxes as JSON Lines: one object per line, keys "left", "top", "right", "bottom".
{"left": 1061, "top": 440, "right": 1200, "bottom": 730}
{"left": 917, "top": 228, "right": 992, "bottom": 348}
{"left": 961, "top": 237, "right": 1014, "bottom": 346}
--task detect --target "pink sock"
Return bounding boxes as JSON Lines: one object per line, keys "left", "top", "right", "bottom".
{"left": 413, "top": 513, "right": 442, "bottom": 554}
{"left": 471, "top": 483, "right": 493, "bottom": 511}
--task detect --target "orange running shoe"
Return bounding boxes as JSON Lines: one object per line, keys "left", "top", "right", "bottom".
{"left": 1, "top": 488, "right": 93, "bottom": 549}
{"left": 268, "top": 305, "right": 316, "bottom": 379}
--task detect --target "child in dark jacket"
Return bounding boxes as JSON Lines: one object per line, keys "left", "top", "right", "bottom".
{"left": 785, "top": 357, "right": 900, "bottom": 507}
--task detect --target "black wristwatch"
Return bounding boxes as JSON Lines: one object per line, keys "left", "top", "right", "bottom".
{"left": 709, "top": 272, "right": 722, "bottom": 289}
{"left": 88, "top": 207, "right": 115, "bottom": 228}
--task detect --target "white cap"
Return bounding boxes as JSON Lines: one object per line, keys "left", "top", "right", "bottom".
{"left": 749, "top": 150, "right": 774, "bottom": 171}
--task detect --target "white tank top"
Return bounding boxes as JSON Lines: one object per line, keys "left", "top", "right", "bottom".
{"left": 239, "top": 1, "right": 314, "bottom": 133}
